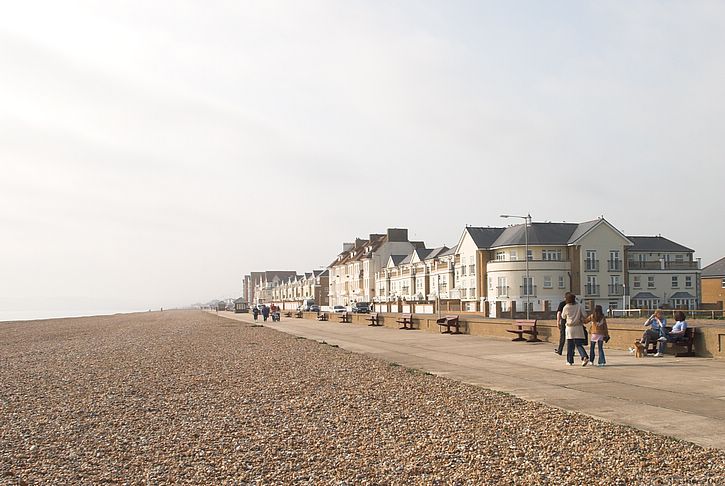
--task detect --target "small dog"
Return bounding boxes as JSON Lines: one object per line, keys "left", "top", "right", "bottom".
{"left": 634, "top": 340, "right": 646, "bottom": 358}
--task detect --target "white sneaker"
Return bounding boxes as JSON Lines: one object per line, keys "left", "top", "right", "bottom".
{"left": 658, "top": 337, "right": 667, "bottom": 342}
{"left": 566, "top": 362, "right": 573, "bottom": 366}
{"left": 654, "top": 352, "right": 663, "bottom": 357}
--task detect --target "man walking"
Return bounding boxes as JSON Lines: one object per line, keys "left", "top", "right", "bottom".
{"left": 554, "top": 292, "right": 571, "bottom": 355}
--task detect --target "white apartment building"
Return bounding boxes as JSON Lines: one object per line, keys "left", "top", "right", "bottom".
{"left": 328, "top": 228, "right": 421, "bottom": 306}
{"left": 626, "top": 236, "right": 700, "bottom": 310}
{"left": 485, "top": 218, "right": 633, "bottom": 316}
{"left": 375, "top": 247, "right": 450, "bottom": 303}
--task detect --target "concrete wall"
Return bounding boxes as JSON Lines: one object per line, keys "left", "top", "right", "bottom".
{"left": 310, "top": 311, "right": 725, "bottom": 360}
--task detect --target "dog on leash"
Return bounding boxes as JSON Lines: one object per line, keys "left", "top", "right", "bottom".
{"left": 634, "top": 340, "right": 646, "bottom": 358}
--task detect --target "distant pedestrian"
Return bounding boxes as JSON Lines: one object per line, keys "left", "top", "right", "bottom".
{"left": 561, "top": 293, "right": 590, "bottom": 366}
{"left": 554, "top": 292, "right": 571, "bottom": 356}
{"left": 586, "top": 305, "right": 609, "bottom": 367}
{"left": 252, "top": 306, "right": 259, "bottom": 321}
{"left": 261, "top": 305, "right": 270, "bottom": 322}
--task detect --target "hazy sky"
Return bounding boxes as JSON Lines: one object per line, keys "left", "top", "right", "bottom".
{"left": 2, "top": 1, "right": 723, "bottom": 313}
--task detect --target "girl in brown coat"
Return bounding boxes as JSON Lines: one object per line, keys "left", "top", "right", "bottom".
{"left": 586, "top": 305, "right": 609, "bottom": 367}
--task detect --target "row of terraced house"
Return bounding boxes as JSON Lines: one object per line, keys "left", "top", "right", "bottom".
{"left": 243, "top": 217, "right": 704, "bottom": 316}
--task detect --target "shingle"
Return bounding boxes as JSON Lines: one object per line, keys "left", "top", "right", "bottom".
{"left": 631, "top": 292, "right": 659, "bottom": 299}
{"left": 465, "top": 227, "right": 506, "bottom": 248}
{"left": 492, "top": 223, "right": 578, "bottom": 247}
{"left": 670, "top": 291, "right": 696, "bottom": 299}
{"left": 626, "top": 236, "right": 694, "bottom": 253}
{"left": 702, "top": 257, "right": 725, "bottom": 277}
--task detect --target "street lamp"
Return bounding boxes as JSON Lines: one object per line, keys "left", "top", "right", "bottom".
{"left": 500, "top": 213, "right": 532, "bottom": 319}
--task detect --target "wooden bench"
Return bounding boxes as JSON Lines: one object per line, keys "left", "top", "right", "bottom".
{"left": 366, "top": 312, "right": 382, "bottom": 326}
{"left": 396, "top": 313, "right": 415, "bottom": 330}
{"left": 317, "top": 312, "right": 328, "bottom": 322}
{"left": 436, "top": 315, "right": 462, "bottom": 334}
{"left": 645, "top": 326, "right": 695, "bottom": 357}
{"left": 295, "top": 310, "right": 303, "bottom": 318}
{"left": 338, "top": 312, "right": 351, "bottom": 323}
{"left": 507, "top": 319, "right": 540, "bottom": 342}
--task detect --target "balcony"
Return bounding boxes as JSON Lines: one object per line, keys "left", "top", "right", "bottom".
{"left": 496, "top": 286, "right": 509, "bottom": 297}
{"left": 608, "top": 284, "right": 623, "bottom": 296}
{"left": 628, "top": 261, "right": 700, "bottom": 270}
{"left": 519, "top": 285, "right": 537, "bottom": 297}
{"left": 584, "top": 260, "right": 599, "bottom": 272}
{"left": 607, "top": 260, "right": 622, "bottom": 272}
{"left": 585, "top": 284, "right": 600, "bottom": 296}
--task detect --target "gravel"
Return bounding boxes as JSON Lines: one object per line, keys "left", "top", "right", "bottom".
{"left": 1, "top": 310, "right": 724, "bottom": 485}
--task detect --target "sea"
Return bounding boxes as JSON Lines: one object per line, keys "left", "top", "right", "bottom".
{"left": 0, "top": 309, "right": 153, "bottom": 322}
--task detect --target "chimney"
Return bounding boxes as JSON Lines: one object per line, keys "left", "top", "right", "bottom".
{"left": 342, "top": 242, "right": 354, "bottom": 252}
{"left": 387, "top": 228, "right": 409, "bottom": 242}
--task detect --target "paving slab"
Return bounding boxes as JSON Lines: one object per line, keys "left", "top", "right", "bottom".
{"left": 219, "top": 312, "right": 725, "bottom": 450}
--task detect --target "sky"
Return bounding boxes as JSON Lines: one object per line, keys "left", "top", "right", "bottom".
{"left": 1, "top": 1, "right": 723, "bottom": 315}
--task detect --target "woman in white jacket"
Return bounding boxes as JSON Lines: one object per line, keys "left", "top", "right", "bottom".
{"left": 561, "top": 293, "right": 590, "bottom": 366}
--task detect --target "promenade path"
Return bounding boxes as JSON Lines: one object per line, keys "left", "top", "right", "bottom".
{"left": 219, "top": 311, "right": 725, "bottom": 450}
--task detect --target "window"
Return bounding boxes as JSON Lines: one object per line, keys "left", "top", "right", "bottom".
{"left": 496, "top": 251, "right": 506, "bottom": 261}
{"left": 633, "top": 276, "right": 641, "bottom": 289}
{"left": 648, "top": 276, "right": 655, "bottom": 288}
{"left": 558, "top": 276, "right": 565, "bottom": 288}
{"left": 522, "top": 277, "right": 533, "bottom": 296}
{"left": 685, "top": 276, "right": 692, "bottom": 288}
{"left": 542, "top": 250, "right": 561, "bottom": 261}
{"left": 586, "top": 276, "right": 599, "bottom": 295}
{"left": 672, "top": 276, "right": 679, "bottom": 288}
{"left": 527, "top": 249, "right": 533, "bottom": 261}
{"left": 543, "top": 276, "right": 552, "bottom": 289}
{"left": 722, "top": 278, "right": 725, "bottom": 288}
{"left": 609, "top": 250, "right": 621, "bottom": 271}
{"left": 510, "top": 251, "right": 518, "bottom": 261}
{"left": 675, "top": 255, "right": 684, "bottom": 263}
{"left": 585, "top": 250, "right": 598, "bottom": 271}
{"left": 461, "top": 265, "right": 466, "bottom": 276}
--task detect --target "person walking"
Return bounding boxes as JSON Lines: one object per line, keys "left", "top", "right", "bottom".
{"left": 561, "top": 293, "right": 590, "bottom": 366}
{"left": 261, "top": 305, "right": 270, "bottom": 322}
{"left": 586, "top": 305, "right": 609, "bottom": 367}
{"left": 554, "top": 292, "right": 571, "bottom": 356}
{"left": 252, "top": 306, "right": 259, "bottom": 321}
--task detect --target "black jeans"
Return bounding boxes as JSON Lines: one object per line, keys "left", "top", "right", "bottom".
{"left": 556, "top": 323, "right": 566, "bottom": 354}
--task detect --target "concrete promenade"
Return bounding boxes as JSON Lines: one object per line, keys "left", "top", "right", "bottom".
{"left": 219, "top": 311, "right": 725, "bottom": 450}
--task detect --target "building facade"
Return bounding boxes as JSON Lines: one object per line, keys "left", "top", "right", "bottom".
{"left": 701, "top": 257, "right": 725, "bottom": 306}
{"left": 328, "top": 228, "right": 421, "bottom": 306}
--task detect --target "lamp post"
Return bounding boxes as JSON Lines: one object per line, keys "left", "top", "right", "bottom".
{"left": 500, "top": 213, "right": 532, "bottom": 319}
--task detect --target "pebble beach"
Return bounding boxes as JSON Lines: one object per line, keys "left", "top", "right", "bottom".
{"left": 1, "top": 310, "right": 724, "bottom": 485}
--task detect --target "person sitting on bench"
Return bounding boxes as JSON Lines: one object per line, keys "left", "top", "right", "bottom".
{"left": 655, "top": 311, "right": 688, "bottom": 357}
{"left": 641, "top": 309, "right": 666, "bottom": 352}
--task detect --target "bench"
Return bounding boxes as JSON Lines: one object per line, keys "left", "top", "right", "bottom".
{"left": 295, "top": 310, "right": 303, "bottom": 318}
{"left": 645, "top": 326, "right": 695, "bottom": 357}
{"left": 338, "top": 312, "right": 351, "bottom": 323}
{"left": 507, "top": 319, "right": 540, "bottom": 342}
{"left": 366, "top": 312, "right": 382, "bottom": 326}
{"left": 317, "top": 312, "right": 328, "bottom": 322}
{"left": 396, "top": 313, "right": 415, "bottom": 330}
{"left": 436, "top": 315, "right": 462, "bottom": 334}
